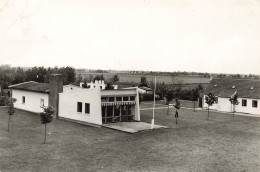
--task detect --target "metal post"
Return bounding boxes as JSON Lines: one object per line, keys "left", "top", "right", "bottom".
{"left": 151, "top": 77, "right": 156, "bottom": 129}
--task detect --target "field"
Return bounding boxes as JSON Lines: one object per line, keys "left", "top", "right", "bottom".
{"left": 78, "top": 72, "right": 210, "bottom": 85}
{"left": 0, "top": 104, "right": 260, "bottom": 171}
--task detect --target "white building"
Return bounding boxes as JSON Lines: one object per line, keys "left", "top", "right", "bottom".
{"left": 9, "top": 74, "right": 140, "bottom": 126}
{"left": 59, "top": 88, "right": 140, "bottom": 125}
{"left": 79, "top": 80, "right": 118, "bottom": 90}
{"left": 203, "top": 79, "right": 260, "bottom": 116}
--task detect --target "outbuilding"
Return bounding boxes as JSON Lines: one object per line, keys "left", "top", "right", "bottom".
{"left": 203, "top": 79, "right": 260, "bottom": 116}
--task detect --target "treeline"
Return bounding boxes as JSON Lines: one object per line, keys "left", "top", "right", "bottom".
{"left": 0, "top": 65, "right": 77, "bottom": 89}
{"left": 138, "top": 76, "right": 203, "bottom": 102}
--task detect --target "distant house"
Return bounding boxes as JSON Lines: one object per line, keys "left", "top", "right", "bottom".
{"left": 203, "top": 79, "right": 260, "bottom": 116}
{"left": 79, "top": 80, "right": 118, "bottom": 90}
{"left": 9, "top": 74, "right": 140, "bottom": 125}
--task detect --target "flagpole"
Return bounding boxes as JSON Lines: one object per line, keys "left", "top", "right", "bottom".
{"left": 151, "top": 77, "right": 156, "bottom": 129}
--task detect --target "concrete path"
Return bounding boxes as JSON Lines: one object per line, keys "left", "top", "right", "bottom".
{"left": 103, "top": 122, "right": 167, "bottom": 133}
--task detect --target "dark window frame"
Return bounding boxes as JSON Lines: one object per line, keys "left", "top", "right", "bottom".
{"left": 77, "top": 102, "right": 82, "bottom": 113}
{"left": 242, "top": 99, "right": 247, "bottom": 107}
{"left": 85, "top": 103, "right": 90, "bottom": 114}
{"left": 252, "top": 100, "right": 258, "bottom": 108}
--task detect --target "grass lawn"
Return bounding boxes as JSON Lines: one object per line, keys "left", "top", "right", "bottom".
{"left": 0, "top": 104, "right": 260, "bottom": 172}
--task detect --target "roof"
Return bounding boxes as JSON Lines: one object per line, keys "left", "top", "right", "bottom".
{"left": 139, "top": 86, "right": 153, "bottom": 91}
{"left": 205, "top": 79, "right": 260, "bottom": 99}
{"left": 9, "top": 81, "right": 49, "bottom": 93}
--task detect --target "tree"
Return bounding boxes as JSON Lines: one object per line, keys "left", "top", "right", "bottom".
{"left": 205, "top": 93, "right": 217, "bottom": 120}
{"left": 7, "top": 98, "right": 17, "bottom": 132}
{"left": 113, "top": 74, "right": 119, "bottom": 83}
{"left": 93, "top": 74, "right": 105, "bottom": 81}
{"left": 173, "top": 98, "right": 181, "bottom": 124}
{"left": 40, "top": 106, "right": 55, "bottom": 144}
{"left": 105, "top": 82, "right": 114, "bottom": 90}
{"left": 82, "top": 82, "right": 90, "bottom": 88}
{"left": 190, "top": 89, "right": 199, "bottom": 112}
{"left": 165, "top": 89, "right": 175, "bottom": 115}
{"left": 229, "top": 92, "right": 239, "bottom": 117}
{"left": 139, "top": 76, "right": 148, "bottom": 87}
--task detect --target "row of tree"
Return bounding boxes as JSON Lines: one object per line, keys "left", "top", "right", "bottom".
{"left": 6, "top": 97, "right": 54, "bottom": 144}
{"left": 0, "top": 65, "right": 76, "bottom": 89}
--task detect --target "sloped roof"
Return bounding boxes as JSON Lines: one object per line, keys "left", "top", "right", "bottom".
{"left": 9, "top": 81, "right": 49, "bottom": 93}
{"left": 205, "top": 79, "right": 260, "bottom": 99}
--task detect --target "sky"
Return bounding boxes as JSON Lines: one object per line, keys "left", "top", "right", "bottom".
{"left": 0, "top": 0, "right": 260, "bottom": 74}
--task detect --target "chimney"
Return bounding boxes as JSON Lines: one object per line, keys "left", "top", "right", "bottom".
{"left": 49, "top": 74, "right": 63, "bottom": 118}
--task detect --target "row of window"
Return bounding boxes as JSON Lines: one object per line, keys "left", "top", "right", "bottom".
{"left": 101, "top": 96, "right": 135, "bottom": 102}
{"left": 215, "top": 98, "right": 258, "bottom": 108}
{"left": 77, "top": 102, "right": 90, "bottom": 114}
{"left": 21, "top": 96, "right": 45, "bottom": 107}
{"left": 242, "top": 99, "right": 258, "bottom": 108}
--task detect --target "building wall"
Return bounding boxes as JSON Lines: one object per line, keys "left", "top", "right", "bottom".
{"left": 63, "top": 85, "right": 84, "bottom": 93}
{"left": 235, "top": 98, "right": 260, "bottom": 115}
{"left": 12, "top": 89, "right": 49, "bottom": 113}
{"left": 58, "top": 89, "right": 102, "bottom": 125}
{"left": 203, "top": 95, "right": 260, "bottom": 115}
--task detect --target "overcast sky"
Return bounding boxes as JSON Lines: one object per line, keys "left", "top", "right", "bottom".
{"left": 0, "top": 0, "right": 259, "bottom": 74}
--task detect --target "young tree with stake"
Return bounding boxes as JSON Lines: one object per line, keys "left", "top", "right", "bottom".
{"left": 229, "top": 91, "right": 239, "bottom": 117}
{"left": 174, "top": 98, "right": 181, "bottom": 124}
{"left": 205, "top": 93, "right": 217, "bottom": 120}
{"left": 7, "top": 98, "right": 17, "bottom": 132}
{"left": 40, "top": 106, "right": 55, "bottom": 144}
{"left": 165, "top": 89, "right": 175, "bottom": 115}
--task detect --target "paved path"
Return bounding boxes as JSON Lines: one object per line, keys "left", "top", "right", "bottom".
{"left": 103, "top": 122, "right": 167, "bottom": 133}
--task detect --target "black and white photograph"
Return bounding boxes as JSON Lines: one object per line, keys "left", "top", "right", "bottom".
{"left": 0, "top": 0, "right": 260, "bottom": 171}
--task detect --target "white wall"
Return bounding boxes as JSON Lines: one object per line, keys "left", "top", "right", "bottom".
{"left": 63, "top": 85, "right": 84, "bottom": 93}
{"left": 235, "top": 98, "right": 260, "bottom": 115}
{"left": 203, "top": 95, "right": 260, "bottom": 115}
{"left": 59, "top": 89, "right": 102, "bottom": 125}
{"left": 12, "top": 89, "right": 49, "bottom": 113}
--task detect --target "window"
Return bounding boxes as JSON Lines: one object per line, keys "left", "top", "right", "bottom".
{"left": 108, "top": 97, "right": 115, "bottom": 102}
{"left": 22, "top": 96, "right": 25, "bottom": 104}
{"left": 252, "top": 100, "right": 258, "bottom": 108}
{"left": 85, "top": 103, "right": 90, "bottom": 114}
{"left": 77, "top": 102, "right": 82, "bottom": 112}
{"left": 116, "top": 97, "right": 122, "bottom": 101}
{"left": 130, "top": 96, "right": 135, "bottom": 101}
{"left": 242, "top": 99, "right": 247, "bottom": 107}
{"left": 123, "top": 96, "right": 129, "bottom": 101}
{"left": 101, "top": 97, "right": 108, "bottom": 102}
{"left": 40, "top": 99, "right": 44, "bottom": 107}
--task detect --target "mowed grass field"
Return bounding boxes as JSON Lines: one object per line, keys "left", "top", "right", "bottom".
{"left": 1, "top": 104, "right": 260, "bottom": 172}
{"left": 78, "top": 72, "right": 210, "bottom": 84}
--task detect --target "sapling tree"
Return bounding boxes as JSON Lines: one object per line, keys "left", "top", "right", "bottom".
{"left": 173, "top": 98, "right": 181, "bottom": 124}
{"left": 40, "top": 106, "right": 55, "bottom": 144}
{"left": 165, "top": 89, "right": 175, "bottom": 115}
{"left": 7, "top": 98, "right": 17, "bottom": 132}
{"left": 191, "top": 89, "right": 199, "bottom": 112}
{"left": 205, "top": 93, "right": 217, "bottom": 120}
{"left": 229, "top": 93, "right": 239, "bottom": 117}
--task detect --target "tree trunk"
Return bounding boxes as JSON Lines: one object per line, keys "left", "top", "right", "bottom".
{"left": 207, "top": 107, "right": 209, "bottom": 120}
{"left": 167, "top": 105, "right": 169, "bottom": 115}
{"left": 44, "top": 124, "right": 46, "bottom": 144}
{"left": 7, "top": 115, "right": 11, "bottom": 132}
{"left": 233, "top": 105, "right": 235, "bottom": 117}
{"left": 193, "top": 100, "right": 195, "bottom": 112}
{"left": 176, "top": 117, "right": 177, "bottom": 124}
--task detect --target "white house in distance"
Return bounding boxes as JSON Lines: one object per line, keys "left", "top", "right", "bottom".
{"left": 9, "top": 74, "right": 140, "bottom": 126}
{"left": 79, "top": 80, "right": 118, "bottom": 90}
{"left": 203, "top": 79, "right": 260, "bottom": 116}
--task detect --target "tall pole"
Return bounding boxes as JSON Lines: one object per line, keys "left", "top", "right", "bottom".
{"left": 151, "top": 77, "right": 156, "bottom": 129}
